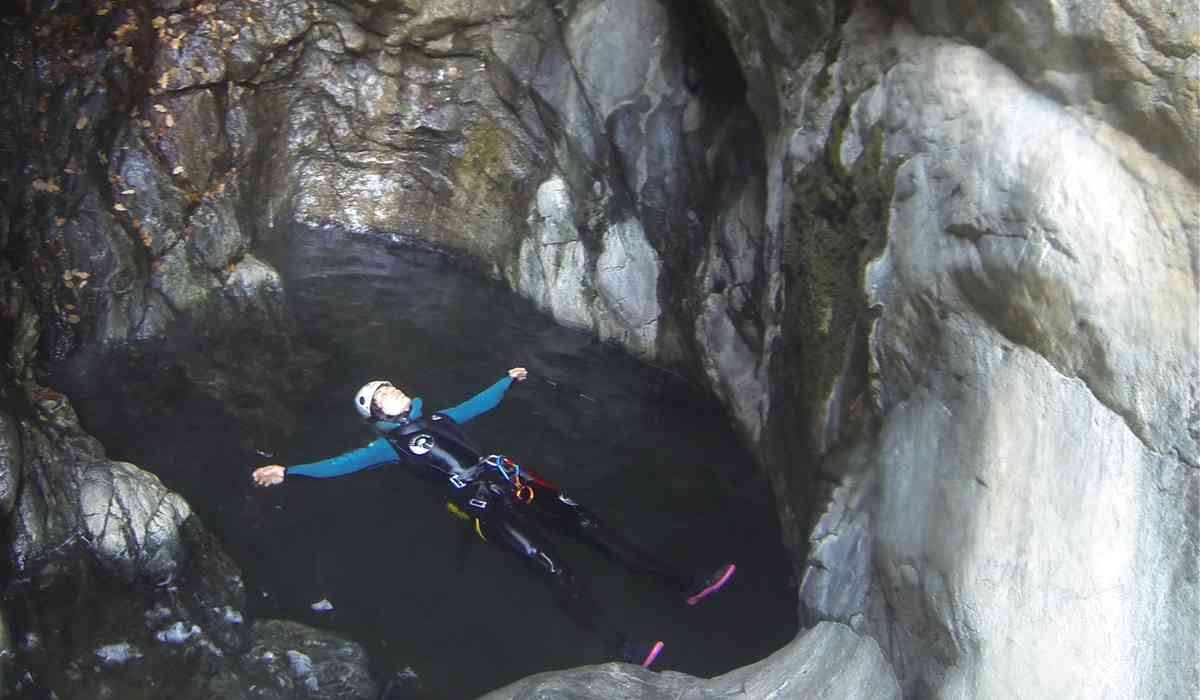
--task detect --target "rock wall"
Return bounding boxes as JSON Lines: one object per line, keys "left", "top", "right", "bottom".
{"left": 734, "top": 3, "right": 1198, "bottom": 698}
{"left": 0, "top": 1, "right": 323, "bottom": 449}
{"left": 891, "top": 0, "right": 1200, "bottom": 181}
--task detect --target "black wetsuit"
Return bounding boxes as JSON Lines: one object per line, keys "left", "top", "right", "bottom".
{"left": 382, "top": 412, "right": 691, "bottom": 650}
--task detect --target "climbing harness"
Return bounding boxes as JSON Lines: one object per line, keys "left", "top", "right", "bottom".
{"left": 484, "top": 455, "right": 536, "bottom": 504}
{"left": 445, "top": 454, "right": 559, "bottom": 552}
{"left": 447, "top": 455, "right": 538, "bottom": 504}
{"left": 445, "top": 501, "right": 488, "bottom": 541}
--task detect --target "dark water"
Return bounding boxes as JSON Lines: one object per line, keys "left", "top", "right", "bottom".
{"left": 69, "top": 228, "right": 797, "bottom": 698}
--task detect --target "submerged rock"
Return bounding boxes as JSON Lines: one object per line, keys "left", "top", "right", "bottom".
{"left": 154, "top": 622, "right": 201, "bottom": 645}
{"left": 246, "top": 620, "right": 376, "bottom": 700}
{"left": 94, "top": 642, "right": 144, "bottom": 667}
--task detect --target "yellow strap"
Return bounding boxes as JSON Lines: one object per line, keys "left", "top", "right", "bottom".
{"left": 445, "top": 502, "right": 469, "bottom": 520}
{"left": 474, "top": 518, "right": 488, "bottom": 542}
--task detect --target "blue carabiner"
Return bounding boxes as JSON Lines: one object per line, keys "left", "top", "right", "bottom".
{"left": 494, "top": 455, "right": 512, "bottom": 482}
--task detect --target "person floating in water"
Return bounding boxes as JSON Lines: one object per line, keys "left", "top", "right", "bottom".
{"left": 251, "top": 367, "right": 736, "bottom": 668}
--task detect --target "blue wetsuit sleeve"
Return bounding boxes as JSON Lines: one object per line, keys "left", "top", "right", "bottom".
{"left": 287, "top": 438, "right": 398, "bottom": 478}
{"left": 438, "top": 376, "right": 514, "bottom": 424}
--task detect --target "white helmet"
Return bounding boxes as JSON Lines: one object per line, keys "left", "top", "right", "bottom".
{"left": 354, "top": 380, "right": 391, "bottom": 418}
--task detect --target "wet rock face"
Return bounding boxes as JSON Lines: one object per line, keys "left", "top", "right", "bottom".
{"left": 751, "top": 4, "right": 1198, "bottom": 699}
{"left": 854, "top": 22, "right": 1197, "bottom": 695}
{"left": 78, "top": 461, "right": 192, "bottom": 584}
{"left": 222, "top": 0, "right": 769, "bottom": 366}
{"left": 0, "top": 2, "right": 321, "bottom": 446}
{"left": 890, "top": 0, "right": 1200, "bottom": 181}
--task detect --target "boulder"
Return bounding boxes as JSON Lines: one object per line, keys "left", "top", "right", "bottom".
{"left": 481, "top": 621, "right": 900, "bottom": 700}
{"left": 78, "top": 461, "right": 192, "bottom": 584}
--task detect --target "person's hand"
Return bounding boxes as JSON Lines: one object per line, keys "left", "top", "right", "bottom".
{"left": 253, "top": 465, "right": 286, "bottom": 487}
{"left": 507, "top": 367, "right": 528, "bottom": 382}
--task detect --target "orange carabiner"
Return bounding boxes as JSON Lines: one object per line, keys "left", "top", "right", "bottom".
{"left": 516, "top": 484, "right": 535, "bottom": 504}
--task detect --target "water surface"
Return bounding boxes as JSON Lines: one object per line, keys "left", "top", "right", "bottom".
{"left": 77, "top": 227, "right": 797, "bottom": 698}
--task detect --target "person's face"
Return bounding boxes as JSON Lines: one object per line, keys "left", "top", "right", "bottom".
{"left": 372, "top": 384, "right": 412, "bottom": 417}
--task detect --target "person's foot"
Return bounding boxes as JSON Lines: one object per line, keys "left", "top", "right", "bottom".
{"left": 620, "top": 640, "right": 665, "bottom": 669}
{"left": 685, "top": 563, "right": 736, "bottom": 606}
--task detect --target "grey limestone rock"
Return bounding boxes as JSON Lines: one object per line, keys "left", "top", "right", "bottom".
{"left": 78, "top": 461, "right": 191, "bottom": 584}
{"left": 481, "top": 621, "right": 900, "bottom": 700}
{"left": 799, "top": 475, "right": 873, "bottom": 631}
{"left": 565, "top": 0, "right": 681, "bottom": 126}
{"left": 697, "top": 1, "right": 1198, "bottom": 697}
{"left": 0, "top": 1, "right": 320, "bottom": 446}
{"left": 890, "top": 0, "right": 1200, "bottom": 180}
{"left": 814, "top": 8, "right": 1198, "bottom": 698}
{"left": 693, "top": 182, "right": 774, "bottom": 445}
{"left": 0, "top": 413, "right": 20, "bottom": 519}
{"left": 518, "top": 176, "right": 595, "bottom": 330}
{"left": 594, "top": 218, "right": 661, "bottom": 356}
{"left": 515, "top": 173, "right": 665, "bottom": 358}
{"left": 0, "top": 380, "right": 194, "bottom": 587}
{"left": 0, "top": 610, "right": 13, "bottom": 691}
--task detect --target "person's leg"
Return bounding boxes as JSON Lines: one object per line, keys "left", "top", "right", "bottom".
{"left": 522, "top": 480, "right": 694, "bottom": 591}
{"left": 472, "top": 498, "right": 627, "bottom": 652}
{"left": 516, "top": 476, "right": 736, "bottom": 604}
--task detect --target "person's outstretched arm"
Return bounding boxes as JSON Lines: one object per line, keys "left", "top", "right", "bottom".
{"left": 251, "top": 438, "right": 397, "bottom": 486}
{"left": 438, "top": 367, "right": 528, "bottom": 424}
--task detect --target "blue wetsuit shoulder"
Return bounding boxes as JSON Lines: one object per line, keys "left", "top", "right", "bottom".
{"left": 286, "top": 377, "right": 513, "bottom": 480}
